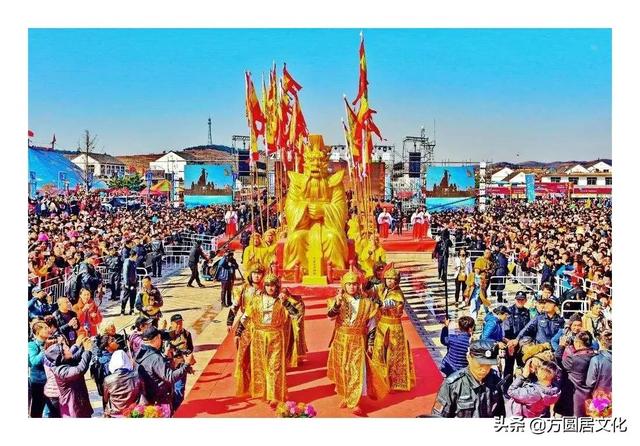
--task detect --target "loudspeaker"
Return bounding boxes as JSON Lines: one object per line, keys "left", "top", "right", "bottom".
{"left": 409, "top": 152, "right": 421, "bottom": 178}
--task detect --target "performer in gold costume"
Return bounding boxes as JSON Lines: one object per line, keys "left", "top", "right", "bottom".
{"left": 326, "top": 271, "right": 389, "bottom": 415}
{"left": 228, "top": 262, "right": 265, "bottom": 396}
{"left": 347, "top": 212, "right": 361, "bottom": 241}
{"left": 260, "top": 228, "right": 278, "bottom": 271}
{"left": 234, "top": 273, "right": 298, "bottom": 407}
{"left": 282, "top": 289, "right": 308, "bottom": 367}
{"left": 372, "top": 267, "right": 416, "bottom": 392}
{"left": 242, "top": 233, "right": 264, "bottom": 266}
{"left": 358, "top": 233, "right": 387, "bottom": 278}
{"left": 283, "top": 135, "right": 349, "bottom": 278}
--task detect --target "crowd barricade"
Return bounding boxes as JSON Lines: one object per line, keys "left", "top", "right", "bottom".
{"left": 561, "top": 299, "right": 590, "bottom": 319}
{"left": 485, "top": 275, "right": 540, "bottom": 305}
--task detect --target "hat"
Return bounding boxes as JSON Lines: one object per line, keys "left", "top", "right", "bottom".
{"left": 142, "top": 326, "right": 161, "bottom": 341}
{"left": 468, "top": 340, "right": 499, "bottom": 365}
{"left": 263, "top": 273, "right": 279, "bottom": 286}
{"left": 494, "top": 305, "right": 510, "bottom": 315}
{"left": 45, "top": 344, "right": 65, "bottom": 366}
{"left": 515, "top": 291, "right": 527, "bottom": 300}
{"left": 170, "top": 314, "right": 183, "bottom": 323}
{"left": 341, "top": 271, "right": 360, "bottom": 287}
{"left": 383, "top": 267, "right": 400, "bottom": 280}
{"left": 134, "top": 316, "right": 152, "bottom": 329}
{"left": 31, "top": 285, "right": 43, "bottom": 295}
{"left": 247, "top": 261, "right": 266, "bottom": 275}
{"left": 540, "top": 295, "right": 560, "bottom": 306}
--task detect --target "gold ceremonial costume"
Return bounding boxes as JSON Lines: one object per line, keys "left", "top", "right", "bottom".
{"left": 326, "top": 274, "right": 389, "bottom": 409}
{"left": 242, "top": 291, "right": 290, "bottom": 402}
{"left": 231, "top": 279, "right": 262, "bottom": 396}
{"left": 283, "top": 135, "right": 349, "bottom": 276}
{"left": 283, "top": 292, "right": 308, "bottom": 367}
{"left": 372, "top": 274, "right": 416, "bottom": 391}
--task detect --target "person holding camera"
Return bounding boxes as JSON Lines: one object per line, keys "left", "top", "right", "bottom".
{"left": 557, "top": 330, "right": 597, "bottom": 416}
{"left": 135, "top": 276, "right": 164, "bottom": 326}
{"left": 135, "top": 326, "right": 194, "bottom": 415}
{"left": 44, "top": 334, "right": 95, "bottom": 418}
{"left": 121, "top": 250, "right": 138, "bottom": 315}
{"left": 53, "top": 297, "right": 79, "bottom": 344}
{"left": 166, "top": 314, "right": 194, "bottom": 410}
{"left": 215, "top": 249, "right": 240, "bottom": 307}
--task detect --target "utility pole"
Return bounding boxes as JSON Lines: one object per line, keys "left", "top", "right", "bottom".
{"left": 208, "top": 116, "right": 213, "bottom": 146}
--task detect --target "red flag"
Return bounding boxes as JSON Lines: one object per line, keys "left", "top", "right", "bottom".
{"left": 344, "top": 96, "right": 362, "bottom": 163}
{"left": 28, "top": 130, "right": 34, "bottom": 138}
{"left": 352, "top": 33, "right": 368, "bottom": 105}
{"left": 366, "top": 116, "right": 383, "bottom": 141}
{"left": 245, "top": 72, "right": 266, "bottom": 161}
{"left": 282, "top": 63, "right": 303, "bottom": 96}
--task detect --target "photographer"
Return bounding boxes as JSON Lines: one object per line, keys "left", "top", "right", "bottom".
{"left": 166, "top": 314, "right": 194, "bottom": 410}
{"left": 557, "top": 330, "right": 597, "bottom": 416}
{"left": 44, "top": 335, "right": 95, "bottom": 418}
{"left": 28, "top": 286, "right": 57, "bottom": 322}
{"left": 135, "top": 276, "right": 164, "bottom": 326}
{"left": 53, "top": 297, "right": 79, "bottom": 344}
{"left": 215, "top": 249, "right": 239, "bottom": 307}
{"left": 135, "top": 326, "right": 194, "bottom": 415}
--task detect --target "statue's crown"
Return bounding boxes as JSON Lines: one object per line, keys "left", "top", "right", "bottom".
{"left": 304, "top": 134, "right": 331, "bottom": 162}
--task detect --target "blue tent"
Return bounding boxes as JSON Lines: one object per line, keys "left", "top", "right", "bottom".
{"left": 28, "top": 146, "right": 86, "bottom": 190}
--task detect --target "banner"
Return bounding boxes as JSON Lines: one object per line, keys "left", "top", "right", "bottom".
{"left": 183, "top": 164, "right": 234, "bottom": 208}
{"left": 525, "top": 174, "right": 536, "bottom": 203}
{"left": 425, "top": 165, "right": 476, "bottom": 212}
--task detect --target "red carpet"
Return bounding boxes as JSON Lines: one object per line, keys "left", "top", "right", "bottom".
{"left": 175, "top": 285, "right": 443, "bottom": 418}
{"left": 218, "top": 233, "right": 435, "bottom": 254}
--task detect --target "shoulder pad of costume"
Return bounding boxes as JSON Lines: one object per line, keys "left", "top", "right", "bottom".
{"left": 328, "top": 170, "right": 345, "bottom": 187}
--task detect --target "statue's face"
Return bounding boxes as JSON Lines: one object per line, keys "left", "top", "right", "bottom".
{"left": 304, "top": 152, "right": 328, "bottom": 179}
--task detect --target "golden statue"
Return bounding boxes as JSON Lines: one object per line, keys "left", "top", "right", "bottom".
{"left": 284, "top": 134, "right": 349, "bottom": 284}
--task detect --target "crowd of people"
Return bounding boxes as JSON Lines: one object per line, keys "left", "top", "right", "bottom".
{"left": 429, "top": 197, "right": 613, "bottom": 418}
{"left": 28, "top": 189, "right": 613, "bottom": 419}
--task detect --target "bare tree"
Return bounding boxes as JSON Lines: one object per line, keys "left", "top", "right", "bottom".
{"left": 77, "top": 130, "right": 97, "bottom": 190}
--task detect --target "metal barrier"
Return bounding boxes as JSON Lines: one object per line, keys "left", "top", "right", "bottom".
{"left": 561, "top": 299, "right": 590, "bottom": 319}
{"left": 486, "top": 275, "right": 540, "bottom": 305}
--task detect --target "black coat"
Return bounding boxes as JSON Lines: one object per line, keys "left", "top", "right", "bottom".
{"left": 188, "top": 244, "right": 206, "bottom": 266}
{"left": 135, "top": 345, "right": 189, "bottom": 408}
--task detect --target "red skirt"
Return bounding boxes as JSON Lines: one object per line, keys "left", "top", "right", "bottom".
{"left": 226, "top": 222, "right": 237, "bottom": 237}
{"left": 412, "top": 222, "right": 423, "bottom": 239}
{"left": 379, "top": 222, "right": 390, "bottom": 239}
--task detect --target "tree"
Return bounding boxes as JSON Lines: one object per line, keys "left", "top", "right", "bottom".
{"left": 77, "top": 130, "right": 97, "bottom": 190}
{"left": 107, "top": 173, "right": 144, "bottom": 191}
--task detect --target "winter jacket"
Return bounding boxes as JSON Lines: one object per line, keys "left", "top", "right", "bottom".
{"left": 560, "top": 346, "right": 597, "bottom": 416}
{"left": 103, "top": 368, "right": 145, "bottom": 417}
{"left": 128, "top": 331, "right": 144, "bottom": 358}
{"left": 188, "top": 244, "right": 206, "bottom": 266}
{"left": 440, "top": 327, "right": 471, "bottom": 375}
{"left": 72, "top": 300, "right": 103, "bottom": 336}
{"left": 28, "top": 298, "right": 57, "bottom": 321}
{"left": 50, "top": 350, "right": 94, "bottom": 418}
{"left": 43, "top": 356, "right": 61, "bottom": 399}
{"left": 586, "top": 350, "right": 612, "bottom": 394}
{"left": 504, "top": 305, "right": 530, "bottom": 339}
{"left": 481, "top": 313, "right": 505, "bottom": 343}
{"left": 506, "top": 376, "right": 561, "bottom": 417}
{"left": 54, "top": 309, "right": 78, "bottom": 343}
{"left": 77, "top": 261, "right": 102, "bottom": 294}
{"left": 516, "top": 313, "right": 565, "bottom": 346}
{"left": 122, "top": 259, "right": 137, "bottom": 287}
{"left": 215, "top": 256, "right": 238, "bottom": 282}
{"left": 135, "top": 345, "right": 189, "bottom": 408}
{"left": 28, "top": 338, "right": 47, "bottom": 384}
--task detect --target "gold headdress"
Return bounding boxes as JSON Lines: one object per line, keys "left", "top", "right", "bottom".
{"left": 303, "top": 134, "right": 331, "bottom": 164}
{"left": 383, "top": 267, "right": 400, "bottom": 280}
{"left": 263, "top": 273, "right": 280, "bottom": 286}
{"left": 341, "top": 270, "right": 360, "bottom": 287}
{"left": 246, "top": 261, "right": 266, "bottom": 275}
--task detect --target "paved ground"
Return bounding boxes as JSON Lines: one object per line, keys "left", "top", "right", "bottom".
{"left": 87, "top": 260, "right": 232, "bottom": 416}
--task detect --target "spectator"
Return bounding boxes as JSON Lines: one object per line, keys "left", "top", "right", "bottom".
{"left": 128, "top": 316, "right": 153, "bottom": 357}
{"left": 582, "top": 300, "right": 610, "bottom": 340}
{"left": 556, "top": 330, "right": 597, "bottom": 416}
{"left": 135, "top": 327, "right": 194, "bottom": 414}
{"left": 215, "top": 250, "right": 239, "bottom": 307}
{"left": 53, "top": 297, "right": 78, "bottom": 344}
{"left": 45, "top": 336, "right": 94, "bottom": 418}
{"left": 121, "top": 250, "right": 138, "bottom": 315}
{"left": 439, "top": 316, "right": 475, "bottom": 376}
{"left": 480, "top": 306, "right": 510, "bottom": 344}
{"left": 150, "top": 234, "right": 165, "bottom": 278}
{"left": 166, "top": 314, "right": 194, "bottom": 410}
{"left": 135, "top": 276, "right": 164, "bottom": 325}
{"left": 28, "top": 286, "right": 57, "bottom": 322}
{"left": 586, "top": 329, "right": 612, "bottom": 396}
{"left": 73, "top": 288, "right": 103, "bottom": 337}
{"left": 103, "top": 350, "right": 145, "bottom": 417}
{"left": 506, "top": 360, "right": 561, "bottom": 417}
{"left": 28, "top": 321, "right": 51, "bottom": 417}
{"left": 453, "top": 249, "right": 471, "bottom": 307}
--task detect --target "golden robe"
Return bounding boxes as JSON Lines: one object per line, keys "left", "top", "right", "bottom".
{"left": 231, "top": 282, "right": 261, "bottom": 396}
{"left": 358, "top": 240, "right": 387, "bottom": 278}
{"left": 242, "top": 242, "right": 265, "bottom": 267}
{"left": 242, "top": 294, "right": 290, "bottom": 402}
{"left": 283, "top": 170, "right": 349, "bottom": 272}
{"left": 283, "top": 293, "right": 308, "bottom": 367}
{"left": 347, "top": 215, "right": 361, "bottom": 241}
{"left": 327, "top": 293, "right": 389, "bottom": 408}
{"left": 260, "top": 240, "right": 278, "bottom": 270}
{"left": 372, "top": 287, "right": 416, "bottom": 391}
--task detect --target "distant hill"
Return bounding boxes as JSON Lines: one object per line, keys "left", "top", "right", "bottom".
{"left": 491, "top": 159, "right": 612, "bottom": 170}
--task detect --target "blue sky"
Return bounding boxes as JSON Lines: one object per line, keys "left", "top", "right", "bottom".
{"left": 28, "top": 28, "right": 611, "bottom": 162}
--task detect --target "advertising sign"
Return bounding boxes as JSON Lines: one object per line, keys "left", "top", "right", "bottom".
{"left": 425, "top": 165, "right": 476, "bottom": 212}
{"left": 183, "top": 164, "right": 234, "bottom": 208}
